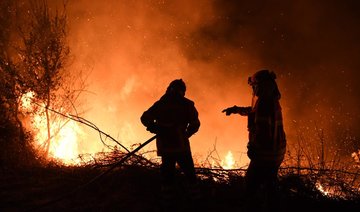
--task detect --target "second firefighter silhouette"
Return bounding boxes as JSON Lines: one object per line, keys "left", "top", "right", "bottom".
{"left": 141, "top": 79, "right": 200, "bottom": 186}
{"left": 222, "top": 70, "right": 286, "bottom": 211}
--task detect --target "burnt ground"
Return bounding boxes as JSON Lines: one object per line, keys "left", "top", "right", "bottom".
{"left": 0, "top": 165, "right": 359, "bottom": 212}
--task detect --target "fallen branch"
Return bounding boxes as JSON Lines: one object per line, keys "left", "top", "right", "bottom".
{"left": 32, "top": 102, "right": 130, "bottom": 153}
{"left": 27, "top": 135, "right": 157, "bottom": 211}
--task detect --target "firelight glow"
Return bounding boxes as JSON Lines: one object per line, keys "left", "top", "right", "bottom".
{"left": 21, "top": 0, "right": 359, "bottom": 171}
{"left": 20, "top": 90, "right": 241, "bottom": 167}
{"left": 222, "top": 151, "right": 235, "bottom": 169}
{"left": 20, "top": 91, "right": 84, "bottom": 165}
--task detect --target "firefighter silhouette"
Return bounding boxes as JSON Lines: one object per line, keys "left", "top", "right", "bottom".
{"left": 223, "top": 70, "right": 286, "bottom": 211}
{"left": 141, "top": 79, "right": 201, "bottom": 208}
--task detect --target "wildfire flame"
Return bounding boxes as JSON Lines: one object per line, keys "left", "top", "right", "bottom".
{"left": 20, "top": 91, "right": 84, "bottom": 165}
{"left": 222, "top": 151, "right": 235, "bottom": 169}
{"left": 20, "top": 91, "right": 241, "bottom": 169}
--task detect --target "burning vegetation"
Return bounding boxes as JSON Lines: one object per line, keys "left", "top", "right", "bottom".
{"left": 1, "top": 0, "right": 360, "bottom": 211}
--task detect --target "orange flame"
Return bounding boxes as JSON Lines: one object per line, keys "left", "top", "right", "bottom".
{"left": 222, "top": 151, "right": 235, "bottom": 169}
{"left": 20, "top": 91, "right": 84, "bottom": 165}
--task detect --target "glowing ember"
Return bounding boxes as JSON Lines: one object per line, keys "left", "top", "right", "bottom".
{"left": 20, "top": 91, "right": 35, "bottom": 110}
{"left": 351, "top": 149, "right": 360, "bottom": 164}
{"left": 315, "top": 182, "right": 330, "bottom": 196}
{"left": 222, "top": 151, "right": 235, "bottom": 169}
{"left": 20, "top": 91, "right": 84, "bottom": 165}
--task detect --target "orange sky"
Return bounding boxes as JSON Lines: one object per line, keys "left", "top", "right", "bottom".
{"left": 45, "top": 0, "right": 360, "bottom": 166}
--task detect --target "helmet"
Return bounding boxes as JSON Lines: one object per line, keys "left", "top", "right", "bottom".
{"left": 248, "top": 70, "right": 280, "bottom": 99}
{"left": 166, "top": 79, "right": 186, "bottom": 95}
{"left": 248, "top": 69, "right": 277, "bottom": 86}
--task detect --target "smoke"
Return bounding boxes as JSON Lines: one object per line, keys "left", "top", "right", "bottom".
{"left": 48, "top": 0, "right": 360, "bottom": 164}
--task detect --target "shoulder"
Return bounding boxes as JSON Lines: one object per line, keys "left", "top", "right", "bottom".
{"left": 145, "top": 98, "right": 163, "bottom": 112}
{"left": 183, "top": 97, "right": 195, "bottom": 106}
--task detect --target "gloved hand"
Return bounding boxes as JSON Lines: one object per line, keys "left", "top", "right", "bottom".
{"left": 222, "top": 105, "right": 239, "bottom": 116}
{"left": 146, "top": 124, "right": 159, "bottom": 134}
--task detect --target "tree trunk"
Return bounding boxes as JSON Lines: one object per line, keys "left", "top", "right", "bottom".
{"left": 45, "top": 90, "right": 51, "bottom": 157}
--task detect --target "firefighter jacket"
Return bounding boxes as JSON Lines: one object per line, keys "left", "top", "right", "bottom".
{"left": 246, "top": 96, "right": 286, "bottom": 165}
{"left": 141, "top": 93, "right": 200, "bottom": 156}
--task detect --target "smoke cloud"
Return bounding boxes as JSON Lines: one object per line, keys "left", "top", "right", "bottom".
{"left": 48, "top": 0, "right": 360, "bottom": 164}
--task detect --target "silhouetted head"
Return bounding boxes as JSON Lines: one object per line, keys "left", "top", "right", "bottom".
{"left": 248, "top": 69, "right": 277, "bottom": 86}
{"left": 248, "top": 70, "right": 281, "bottom": 99}
{"left": 166, "top": 79, "right": 186, "bottom": 97}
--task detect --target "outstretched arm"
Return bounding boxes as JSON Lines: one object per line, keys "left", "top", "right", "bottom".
{"left": 222, "top": 105, "right": 252, "bottom": 116}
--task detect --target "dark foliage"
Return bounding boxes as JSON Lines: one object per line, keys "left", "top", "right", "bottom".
{"left": 0, "top": 161, "right": 359, "bottom": 212}
{"left": 0, "top": 101, "right": 41, "bottom": 170}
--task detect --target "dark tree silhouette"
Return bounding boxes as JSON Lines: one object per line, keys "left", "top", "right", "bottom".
{"left": 0, "top": 0, "right": 33, "bottom": 168}
{"left": 19, "top": 0, "right": 70, "bottom": 156}
{"left": 0, "top": 0, "right": 86, "bottom": 166}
